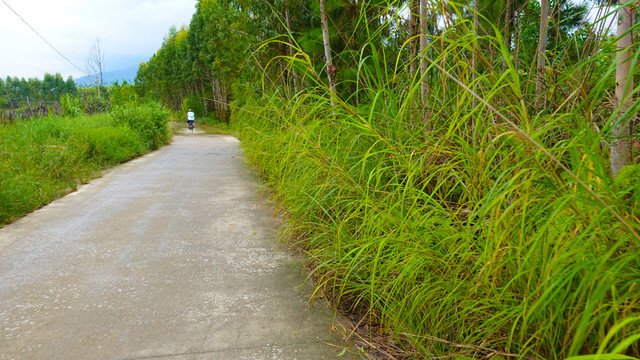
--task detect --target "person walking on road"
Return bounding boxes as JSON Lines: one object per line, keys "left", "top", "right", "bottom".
{"left": 187, "top": 109, "right": 195, "bottom": 130}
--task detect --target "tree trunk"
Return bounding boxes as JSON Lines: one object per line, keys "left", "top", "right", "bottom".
{"left": 219, "top": 81, "right": 229, "bottom": 124}
{"left": 201, "top": 80, "right": 208, "bottom": 116}
{"left": 284, "top": 0, "right": 300, "bottom": 95}
{"left": 611, "top": 5, "right": 634, "bottom": 176}
{"left": 211, "top": 78, "right": 220, "bottom": 121}
{"left": 502, "top": 0, "right": 514, "bottom": 70}
{"left": 319, "top": 0, "right": 336, "bottom": 104}
{"left": 535, "top": 0, "right": 549, "bottom": 111}
{"left": 472, "top": 0, "right": 478, "bottom": 75}
{"left": 472, "top": 0, "right": 479, "bottom": 139}
{"left": 278, "top": 44, "right": 289, "bottom": 97}
{"left": 409, "top": 0, "right": 419, "bottom": 75}
{"left": 420, "top": 0, "right": 429, "bottom": 113}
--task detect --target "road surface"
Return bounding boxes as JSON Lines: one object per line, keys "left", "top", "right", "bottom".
{"left": 0, "top": 133, "right": 345, "bottom": 359}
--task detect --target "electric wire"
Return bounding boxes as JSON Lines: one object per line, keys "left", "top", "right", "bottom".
{"left": 1, "top": 0, "right": 87, "bottom": 75}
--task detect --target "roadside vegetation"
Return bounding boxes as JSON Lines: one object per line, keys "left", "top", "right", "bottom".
{"left": 0, "top": 101, "right": 170, "bottom": 226}
{"left": 116, "top": 0, "right": 640, "bottom": 358}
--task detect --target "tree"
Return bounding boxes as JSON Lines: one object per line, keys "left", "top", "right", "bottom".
{"left": 611, "top": 3, "right": 634, "bottom": 176}
{"left": 27, "top": 78, "right": 42, "bottom": 101}
{"left": 87, "top": 37, "right": 105, "bottom": 98}
{"left": 472, "top": 0, "right": 479, "bottom": 115}
{"left": 42, "top": 73, "right": 55, "bottom": 101}
{"left": 284, "top": 0, "right": 300, "bottom": 95}
{"left": 65, "top": 76, "right": 78, "bottom": 97}
{"left": 420, "top": 0, "right": 429, "bottom": 114}
{"left": 535, "top": 0, "right": 549, "bottom": 110}
{"left": 319, "top": 0, "right": 336, "bottom": 104}
{"left": 409, "top": 0, "right": 420, "bottom": 75}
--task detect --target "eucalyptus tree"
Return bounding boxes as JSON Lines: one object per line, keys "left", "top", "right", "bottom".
{"left": 64, "top": 77, "right": 77, "bottom": 97}
{"left": 156, "top": 27, "right": 183, "bottom": 109}
{"left": 535, "top": 0, "right": 549, "bottom": 109}
{"left": 41, "top": 73, "right": 67, "bottom": 101}
{"left": 186, "top": 0, "right": 215, "bottom": 115}
{"left": 200, "top": 0, "right": 253, "bottom": 122}
{"left": 27, "top": 78, "right": 42, "bottom": 101}
{"left": 420, "top": 0, "right": 429, "bottom": 113}
{"left": 320, "top": 0, "right": 336, "bottom": 103}
{"left": 408, "top": 0, "right": 420, "bottom": 75}
{"left": 611, "top": 1, "right": 634, "bottom": 176}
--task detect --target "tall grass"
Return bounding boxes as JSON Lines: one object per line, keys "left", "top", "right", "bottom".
{"left": 235, "top": 2, "right": 639, "bottom": 359}
{"left": 0, "top": 102, "right": 171, "bottom": 226}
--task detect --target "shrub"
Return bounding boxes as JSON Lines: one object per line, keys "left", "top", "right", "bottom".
{"left": 111, "top": 101, "right": 171, "bottom": 151}
{"left": 61, "top": 94, "right": 82, "bottom": 117}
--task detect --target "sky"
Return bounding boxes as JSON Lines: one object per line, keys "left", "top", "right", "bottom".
{"left": 0, "top": 0, "right": 198, "bottom": 79}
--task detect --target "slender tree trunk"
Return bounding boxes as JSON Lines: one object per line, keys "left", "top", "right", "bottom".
{"left": 217, "top": 79, "right": 225, "bottom": 123}
{"left": 472, "top": 0, "right": 479, "bottom": 76}
{"left": 278, "top": 44, "right": 290, "bottom": 98}
{"left": 219, "top": 81, "right": 229, "bottom": 124}
{"left": 96, "top": 76, "right": 101, "bottom": 98}
{"left": 472, "top": 0, "right": 479, "bottom": 141}
{"left": 611, "top": 5, "right": 635, "bottom": 176}
{"left": 502, "top": 0, "right": 514, "bottom": 70}
{"left": 535, "top": 0, "right": 549, "bottom": 111}
{"left": 409, "top": 0, "right": 419, "bottom": 75}
{"left": 216, "top": 79, "right": 224, "bottom": 123}
{"left": 211, "top": 78, "right": 220, "bottom": 120}
{"left": 319, "top": 0, "right": 336, "bottom": 104}
{"left": 554, "top": 5, "right": 561, "bottom": 50}
{"left": 201, "top": 80, "right": 208, "bottom": 116}
{"left": 420, "top": 0, "right": 429, "bottom": 111}
{"left": 284, "top": 0, "right": 300, "bottom": 95}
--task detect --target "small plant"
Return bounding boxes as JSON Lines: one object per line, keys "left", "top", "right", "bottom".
{"left": 60, "top": 94, "right": 82, "bottom": 117}
{"left": 111, "top": 101, "right": 171, "bottom": 150}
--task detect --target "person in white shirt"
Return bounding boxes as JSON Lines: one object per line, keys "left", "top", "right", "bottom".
{"left": 187, "top": 109, "right": 195, "bottom": 129}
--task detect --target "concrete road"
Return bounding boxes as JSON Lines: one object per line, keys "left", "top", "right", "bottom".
{"left": 0, "top": 134, "right": 345, "bottom": 359}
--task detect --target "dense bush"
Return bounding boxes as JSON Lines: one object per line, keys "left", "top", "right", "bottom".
{"left": 111, "top": 102, "right": 171, "bottom": 151}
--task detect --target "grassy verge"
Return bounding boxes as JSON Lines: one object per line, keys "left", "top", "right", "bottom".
{"left": 0, "top": 102, "right": 171, "bottom": 226}
{"left": 237, "top": 97, "right": 640, "bottom": 360}
{"left": 234, "top": 10, "right": 640, "bottom": 359}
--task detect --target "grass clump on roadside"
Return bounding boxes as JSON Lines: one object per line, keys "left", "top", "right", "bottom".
{"left": 235, "top": 7, "right": 640, "bottom": 360}
{"left": 0, "top": 102, "right": 171, "bottom": 226}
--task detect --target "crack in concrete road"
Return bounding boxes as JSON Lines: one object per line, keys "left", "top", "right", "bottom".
{"left": 0, "top": 134, "right": 346, "bottom": 359}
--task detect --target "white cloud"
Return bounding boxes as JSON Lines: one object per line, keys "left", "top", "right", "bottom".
{"left": 0, "top": 0, "right": 196, "bottom": 79}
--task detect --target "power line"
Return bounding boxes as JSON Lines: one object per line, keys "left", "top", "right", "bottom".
{"left": 1, "top": 0, "right": 87, "bottom": 75}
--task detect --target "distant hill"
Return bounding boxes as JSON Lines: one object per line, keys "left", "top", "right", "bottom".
{"left": 75, "top": 66, "right": 138, "bottom": 87}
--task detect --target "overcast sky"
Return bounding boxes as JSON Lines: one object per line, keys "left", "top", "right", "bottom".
{"left": 0, "top": 0, "right": 197, "bottom": 79}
